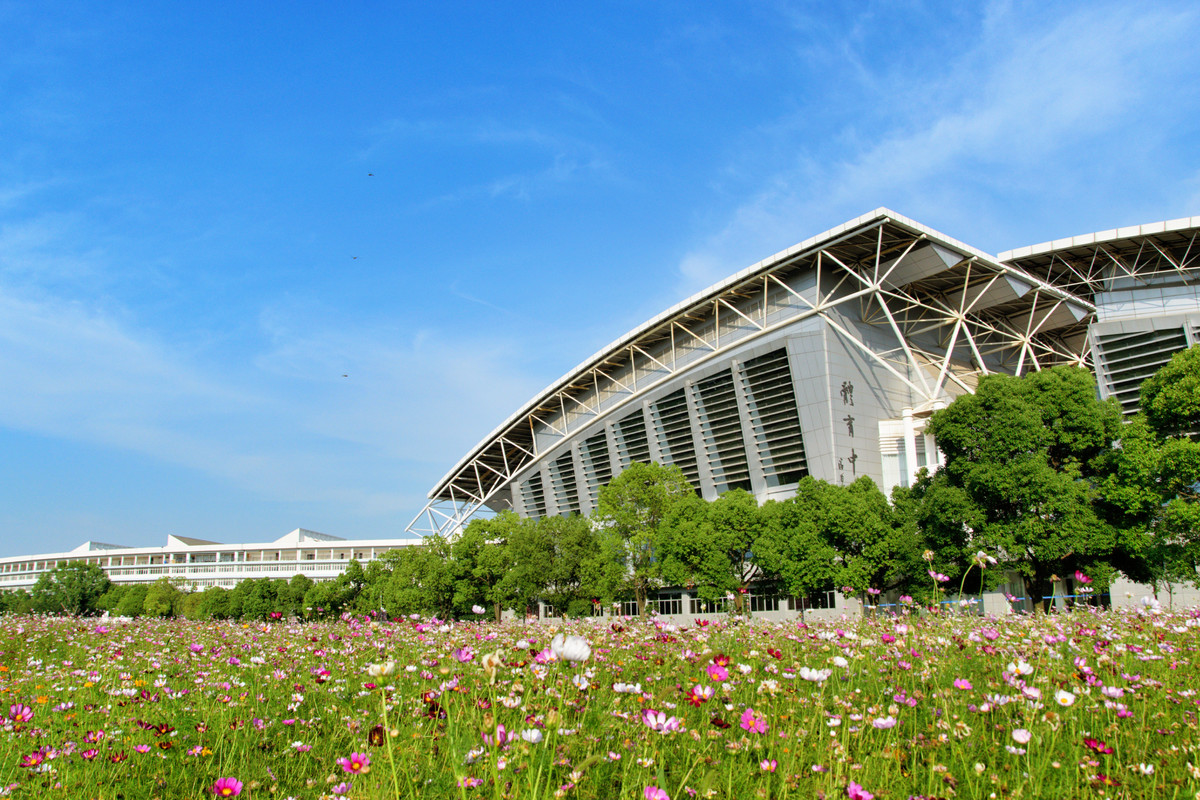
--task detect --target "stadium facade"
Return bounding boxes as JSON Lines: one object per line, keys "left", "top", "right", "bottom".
{"left": 407, "top": 208, "right": 1200, "bottom": 615}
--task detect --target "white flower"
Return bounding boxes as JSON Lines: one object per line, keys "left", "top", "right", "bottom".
{"left": 1054, "top": 690, "right": 1076, "bottom": 707}
{"left": 550, "top": 634, "right": 591, "bottom": 663}
{"left": 872, "top": 716, "right": 897, "bottom": 729}
{"left": 367, "top": 661, "right": 396, "bottom": 678}
{"left": 1136, "top": 763, "right": 1154, "bottom": 776}
{"left": 572, "top": 674, "right": 590, "bottom": 691}
{"left": 515, "top": 639, "right": 531, "bottom": 650}
{"left": 799, "top": 667, "right": 832, "bottom": 683}
{"left": 520, "top": 728, "right": 544, "bottom": 744}
{"left": 831, "top": 656, "right": 849, "bottom": 669}
{"left": 1012, "top": 728, "right": 1032, "bottom": 744}
{"left": 472, "top": 605, "right": 486, "bottom": 615}
{"left": 1007, "top": 660, "right": 1034, "bottom": 676}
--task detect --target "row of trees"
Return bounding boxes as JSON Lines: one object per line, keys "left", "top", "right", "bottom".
{"left": 3, "top": 348, "right": 1198, "bottom": 620}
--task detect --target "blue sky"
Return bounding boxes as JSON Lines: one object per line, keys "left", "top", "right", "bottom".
{"left": 2, "top": 0, "right": 1199, "bottom": 557}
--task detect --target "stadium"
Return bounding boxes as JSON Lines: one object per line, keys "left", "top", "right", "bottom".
{"left": 406, "top": 207, "right": 1200, "bottom": 615}
{"left": 5, "top": 208, "right": 1199, "bottom": 615}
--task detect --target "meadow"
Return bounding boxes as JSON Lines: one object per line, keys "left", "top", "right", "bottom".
{"left": 0, "top": 605, "right": 1197, "bottom": 800}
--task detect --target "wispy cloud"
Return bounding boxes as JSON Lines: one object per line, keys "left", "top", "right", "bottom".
{"left": 674, "top": 1, "right": 1200, "bottom": 292}
{"left": 0, "top": 283, "right": 544, "bottom": 518}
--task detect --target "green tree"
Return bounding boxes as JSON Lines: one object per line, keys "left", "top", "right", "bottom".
{"left": 379, "top": 535, "right": 455, "bottom": 619}
{"left": 594, "top": 462, "right": 694, "bottom": 615}
{"left": 754, "top": 477, "right": 921, "bottom": 607}
{"left": 453, "top": 515, "right": 518, "bottom": 620}
{"left": 1140, "top": 344, "right": 1200, "bottom": 438}
{"left": 926, "top": 366, "right": 1123, "bottom": 611}
{"left": 540, "top": 514, "right": 601, "bottom": 617}
{"left": 1095, "top": 349, "right": 1200, "bottom": 598}
{"left": 143, "top": 577, "right": 184, "bottom": 617}
{"left": 659, "top": 488, "right": 764, "bottom": 613}
{"left": 197, "top": 586, "right": 234, "bottom": 619}
{"left": 117, "top": 584, "right": 149, "bottom": 617}
{"left": 30, "top": 562, "right": 113, "bottom": 615}
{"left": 497, "top": 514, "right": 554, "bottom": 619}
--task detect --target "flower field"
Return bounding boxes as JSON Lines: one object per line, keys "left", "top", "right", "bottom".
{"left": 1, "top": 607, "right": 1198, "bottom": 800}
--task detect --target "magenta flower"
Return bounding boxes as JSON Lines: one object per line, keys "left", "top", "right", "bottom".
{"left": 644, "top": 786, "right": 670, "bottom": 800}
{"left": 1075, "top": 570, "right": 1093, "bottom": 585}
{"left": 337, "top": 752, "right": 370, "bottom": 774}
{"left": 8, "top": 704, "right": 33, "bottom": 723}
{"left": 212, "top": 777, "right": 243, "bottom": 797}
{"left": 760, "top": 758, "right": 778, "bottom": 772}
{"left": 452, "top": 647, "right": 475, "bottom": 663}
{"left": 846, "top": 781, "right": 875, "bottom": 800}
{"left": 331, "top": 782, "right": 352, "bottom": 796}
{"left": 953, "top": 678, "right": 972, "bottom": 690}
{"left": 706, "top": 663, "right": 729, "bottom": 682}
{"left": 739, "top": 707, "right": 767, "bottom": 734}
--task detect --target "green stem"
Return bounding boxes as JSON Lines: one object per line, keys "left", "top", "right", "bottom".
{"left": 381, "top": 687, "right": 402, "bottom": 800}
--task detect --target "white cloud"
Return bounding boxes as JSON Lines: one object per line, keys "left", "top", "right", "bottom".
{"left": 674, "top": 1, "right": 1200, "bottom": 291}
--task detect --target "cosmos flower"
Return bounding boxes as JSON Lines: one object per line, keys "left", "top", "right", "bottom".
{"left": 550, "top": 634, "right": 591, "bottom": 663}
{"left": 706, "top": 663, "right": 729, "bottom": 682}
{"left": 740, "top": 708, "right": 767, "bottom": 734}
{"left": 337, "top": 752, "right": 370, "bottom": 774}
{"left": 1012, "top": 729, "right": 1032, "bottom": 745}
{"left": 367, "top": 661, "right": 395, "bottom": 678}
{"left": 846, "top": 781, "right": 875, "bottom": 800}
{"left": 641, "top": 709, "right": 681, "bottom": 734}
{"left": 1054, "top": 690, "right": 1076, "bottom": 707}
{"left": 644, "top": 786, "right": 669, "bottom": 800}
{"left": 799, "top": 667, "right": 832, "bottom": 683}
{"left": 211, "top": 778, "right": 243, "bottom": 797}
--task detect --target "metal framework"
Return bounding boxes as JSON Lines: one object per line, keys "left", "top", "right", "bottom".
{"left": 999, "top": 220, "right": 1200, "bottom": 300}
{"left": 405, "top": 209, "right": 1094, "bottom": 538}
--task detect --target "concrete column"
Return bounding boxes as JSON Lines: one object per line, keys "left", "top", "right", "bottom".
{"left": 902, "top": 408, "right": 918, "bottom": 487}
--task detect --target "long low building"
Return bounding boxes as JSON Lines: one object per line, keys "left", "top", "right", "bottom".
{"left": 0, "top": 529, "right": 423, "bottom": 591}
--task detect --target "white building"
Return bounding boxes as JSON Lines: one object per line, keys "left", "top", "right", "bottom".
{"left": 0, "top": 529, "right": 423, "bottom": 591}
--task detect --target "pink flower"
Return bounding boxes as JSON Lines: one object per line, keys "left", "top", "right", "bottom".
{"left": 212, "top": 777, "right": 243, "bottom": 797}
{"left": 8, "top": 704, "right": 32, "bottom": 723}
{"left": 847, "top": 781, "right": 875, "bottom": 800}
{"left": 644, "top": 786, "right": 670, "bottom": 800}
{"left": 337, "top": 752, "right": 370, "bottom": 774}
{"left": 452, "top": 647, "right": 475, "bottom": 663}
{"left": 706, "top": 663, "right": 729, "bottom": 682}
{"left": 331, "top": 782, "right": 352, "bottom": 796}
{"left": 739, "top": 707, "right": 767, "bottom": 734}
{"left": 953, "top": 678, "right": 972, "bottom": 690}
{"left": 641, "top": 709, "right": 681, "bottom": 734}
{"left": 1075, "top": 570, "right": 1092, "bottom": 585}
{"left": 760, "top": 758, "right": 777, "bottom": 772}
